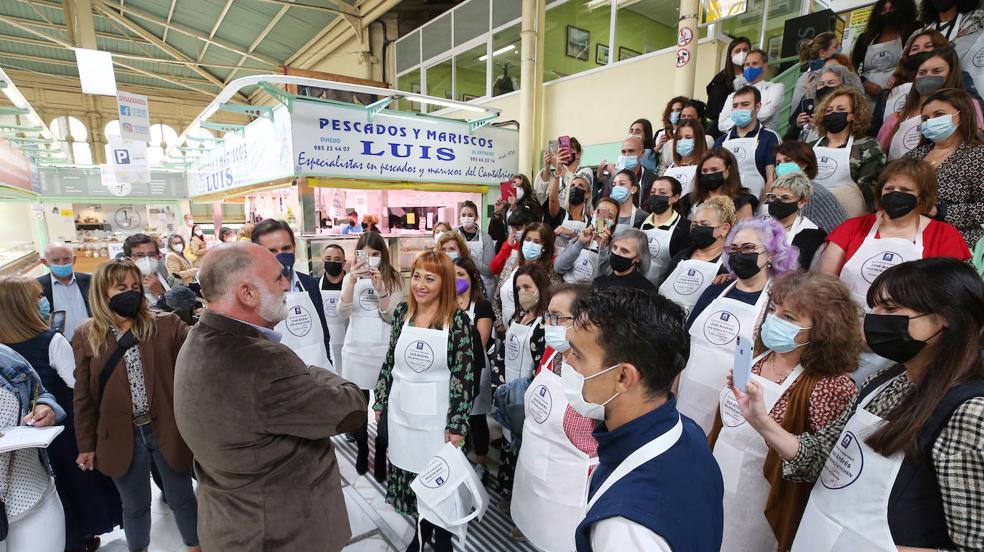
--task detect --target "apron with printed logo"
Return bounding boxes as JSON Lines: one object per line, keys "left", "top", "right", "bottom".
{"left": 643, "top": 217, "right": 681, "bottom": 286}
{"left": 960, "top": 24, "right": 984, "bottom": 99}
{"left": 715, "top": 359, "right": 804, "bottom": 552}
{"left": 319, "top": 278, "right": 347, "bottom": 374}
{"left": 504, "top": 317, "right": 540, "bottom": 384}
{"left": 563, "top": 242, "right": 600, "bottom": 284}
{"left": 813, "top": 135, "right": 866, "bottom": 218}
{"left": 388, "top": 321, "right": 451, "bottom": 473}
{"left": 340, "top": 276, "right": 392, "bottom": 389}
{"left": 512, "top": 367, "right": 598, "bottom": 552}
{"left": 678, "top": 280, "right": 771, "bottom": 434}
{"left": 274, "top": 279, "right": 333, "bottom": 371}
{"left": 462, "top": 229, "right": 497, "bottom": 297}
{"left": 886, "top": 83, "right": 911, "bottom": 115}
{"left": 862, "top": 38, "right": 902, "bottom": 89}
{"left": 723, "top": 133, "right": 765, "bottom": 198}
{"left": 658, "top": 257, "right": 723, "bottom": 318}
{"left": 791, "top": 378, "right": 901, "bottom": 552}
{"left": 663, "top": 164, "right": 698, "bottom": 196}
{"left": 556, "top": 217, "right": 587, "bottom": 259}
{"left": 888, "top": 115, "right": 922, "bottom": 161}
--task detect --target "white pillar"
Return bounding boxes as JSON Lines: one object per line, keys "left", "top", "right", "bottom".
{"left": 518, "top": 0, "right": 540, "bottom": 178}
{"left": 674, "top": 0, "right": 700, "bottom": 98}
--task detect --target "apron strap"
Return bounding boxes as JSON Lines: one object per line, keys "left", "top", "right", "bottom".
{"left": 586, "top": 416, "right": 683, "bottom": 511}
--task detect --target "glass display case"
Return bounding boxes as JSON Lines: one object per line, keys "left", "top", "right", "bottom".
{"left": 299, "top": 232, "right": 436, "bottom": 279}
{"left": 0, "top": 240, "right": 40, "bottom": 276}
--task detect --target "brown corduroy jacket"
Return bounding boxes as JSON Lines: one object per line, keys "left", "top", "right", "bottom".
{"left": 173, "top": 311, "right": 367, "bottom": 552}
{"left": 72, "top": 312, "right": 193, "bottom": 478}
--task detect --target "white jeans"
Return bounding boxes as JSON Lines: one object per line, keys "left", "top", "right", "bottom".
{"left": 0, "top": 480, "right": 65, "bottom": 552}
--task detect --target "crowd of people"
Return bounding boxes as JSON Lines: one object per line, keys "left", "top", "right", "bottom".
{"left": 1, "top": 2, "right": 984, "bottom": 550}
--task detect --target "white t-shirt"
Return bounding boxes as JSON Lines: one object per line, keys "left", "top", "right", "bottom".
{"left": 49, "top": 332, "right": 75, "bottom": 388}
{"left": 591, "top": 517, "right": 672, "bottom": 551}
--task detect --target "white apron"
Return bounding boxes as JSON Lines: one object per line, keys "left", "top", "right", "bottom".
{"left": 885, "top": 83, "right": 911, "bottom": 114}
{"left": 663, "top": 163, "right": 698, "bottom": 196}
{"left": 642, "top": 216, "right": 681, "bottom": 286}
{"left": 319, "top": 277, "right": 347, "bottom": 375}
{"left": 340, "top": 276, "right": 391, "bottom": 389}
{"left": 961, "top": 23, "right": 984, "bottom": 98}
{"left": 274, "top": 279, "right": 333, "bottom": 372}
{"left": 504, "top": 317, "right": 540, "bottom": 383}
{"left": 723, "top": 133, "right": 765, "bottom": 198}
{"left": 614, "top": 205, "right": 637, "bottom": 233}
{"left": 387, "top": 321, "right": 451, "bottom": 473}
{"left": 556, "top": 217, "right": 587, "bottom": 259}
{"left": 839, "top": 215, "right": 926, "bottom": 384}
{"left": 466, "top": 302, "right": 494, "bottom": 416}
{"left": 462, "top": 228, "right": 497, "bottom": 296}
{"left": 512, "top": 367, "right": 599, "bottom": 552}
{"left": 791, "top": 377, "right": 901, "bottom": 552}
{"left": 563, "top": 243, "right": 600, "bottom": 283}
{"left": 813, "top": 135, "right": 866, "bottom": 217}
{"left": 888, "top": 115, "right": 922, "bottom": 161}
{"left": 499, "top": 267, "right": 518, "bottom": 330}
{"left": 862, "top": 38, "right": 902, "bottom": 89}
{"left": 716, "top": 358, "right": 804, "bottom": 552}
{"left": 657, "top": 257, "right": 723, "bottom": 318}
{"left": 678, "top": 280, "right": 771, "bottom": 434}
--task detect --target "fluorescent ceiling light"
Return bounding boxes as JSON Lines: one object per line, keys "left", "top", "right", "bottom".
{"left": 75, "top": 48, "right": 117, "bottom": 96}
{"left": 402, "top": 95, "right": 487, "bottom": 113}
{"left": 479, "top": 44, "right": 516, "bottom": 62}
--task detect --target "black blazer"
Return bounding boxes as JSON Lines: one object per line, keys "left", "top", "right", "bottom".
{"left": 297, "top": 271, "right": 333, "bottom": 364}
{"left": 37, "top": 272, "right": 91, "bottom": 316}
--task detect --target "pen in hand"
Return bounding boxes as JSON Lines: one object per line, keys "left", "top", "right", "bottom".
{"left": 26, "top": 383, "right": 39, "bottom": 426}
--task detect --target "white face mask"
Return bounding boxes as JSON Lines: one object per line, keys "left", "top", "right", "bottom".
{"left": 258, "top": 284, "right": 288, "bottom": 324}
{"left": 172, "top": 243, "right": 184, "bottom": 253}
{"left": 732, "top": 51, "right": 747, "bottom": 66}
{"left": 135, "top": 257, "right": 157, "bottom": 276}
{"left": 561, "top": 361, "right": 621, "bottom": 420}
{"left": 460, "top": 215, "right": 476, "bottom": 228}
{"left": 544, "top": 324, "right": 570, "bottom": 353}
{"left": 515, "top": 187, "right": 525, "bottom": 201}
{"left": 434, "top": 231, "right": 449, "bottom": 245}
{"left": 367, "top": 256, "right": 382, "bottom": 269}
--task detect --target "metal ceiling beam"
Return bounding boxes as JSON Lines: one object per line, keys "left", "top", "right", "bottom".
{"left": 253, "top": 0, "right": 360, "bottom": 17}
{"left": 0, "top": 50, "right": 214, "bottom": 86}
{"left": 99, "top": 1, "right": 281, "bottom": 67}
{"left": 223, "top": 3, "right": 291, "bottom": 84}
{"left": 161, "top": 0, "right": 176, "bottom": 43}
{"left": 0, "top": 12, "right": 137, "bottom": 43}
{"left": 196, "top": 0, "right": 234, "bottom": 62}
{"left": 63, "top": 0, "right": 99, "bottom": 49}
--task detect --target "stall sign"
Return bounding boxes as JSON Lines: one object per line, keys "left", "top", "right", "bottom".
{"left": 0, "top": 138, "right": 33, "bottom": 193}
{"left": 188, "top": 106, "right": 293, "bottom": 197}
{"left": 108, "top": 136, "right": 151, "bottom": 185}
{"left": 40, "top": 166, "right": 187, "bottom": 198}
{"left": 117, "top": 91, "right": 152, "bottom": 142}
{"left": 291, "top": 100, "right": 519, "bottom": 186}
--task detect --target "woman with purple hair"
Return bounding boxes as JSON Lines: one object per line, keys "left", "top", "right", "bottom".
{"left": 676, "top": 217, "right": 800, "bottom": 433}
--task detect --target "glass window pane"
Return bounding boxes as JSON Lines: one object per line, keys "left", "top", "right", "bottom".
{"left": 50, "top": 118, "right": 69, "bottom": 140}
{"left": 455, "top": 0, "right": 490, "bottom": 47}
{"left": 719, "top": 0, "right": 766, "bottom": 47}
{"left": 67, "top": 116, "right": 88, "bottom": 141}
{"left": 493, "top": 0, "right": 522, "bottom": 28}
{"left": 544, "top": 1, "right": 610, "bottom": 83}
{"left": 397, "top": 69, "right": 422, "bottom": 112}
{"left": 719, "top": 0, "right": 805, "bottom": 69}
{"left": 455, "top": 43, "right": 489, "bottom": 101}
{"left": 396, "top": 30, "right": 421, "bottom": 74}
{"left": 614, "top": 0, "right": 680, "bottom": 63}
{"left": 421, "top": 13, "right": 453, "bottom": 62}
{"left": 492, "top": 25, "right": 521, "bottom": 96}
{"left": 104, "top": 120, "right": 121, "bottom": 138}
{"left": 425, "top": 59, "right": 454, "bottom": 111}
{"left": 71, "top": 142, "right": 92, "bottom": 165}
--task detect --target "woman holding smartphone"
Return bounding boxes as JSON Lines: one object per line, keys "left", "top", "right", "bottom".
{"left": 339, "top": 232, "right": 404, "bottom": 478}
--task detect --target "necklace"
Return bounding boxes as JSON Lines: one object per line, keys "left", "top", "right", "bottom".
{"left": 768, "top": 353, "right": 793, "bottom": 383}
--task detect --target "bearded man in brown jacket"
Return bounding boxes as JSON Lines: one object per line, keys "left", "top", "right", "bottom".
{"left": 174, "top": 242, "right": 366, "bottom": 551}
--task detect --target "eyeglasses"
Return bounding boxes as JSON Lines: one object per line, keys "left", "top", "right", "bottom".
{"left": 764, "top": 193, "right": 799, "bottom": 203}
{"left": 129, "top": 252, "right": 160, "bottom": 260}
{"left": 727, "top": 243, "right": 764, "bottom": 255}
{"left": 544, "top": 312, "right": 575, "bottom": 326}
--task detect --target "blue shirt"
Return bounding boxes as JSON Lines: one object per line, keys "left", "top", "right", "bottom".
{"left": 50, "top": 273, "right": 88, "bottom": 342}
{"left": 713, "top": 123, "right": 780, "bottom": 181}
{"left": 341, "top": 223, "right": 363, "bottom": 235}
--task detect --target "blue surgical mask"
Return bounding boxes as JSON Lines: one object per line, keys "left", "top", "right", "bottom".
{"left": 544, "top": 324, "right": 570, "bottom": 353}
{"left": 676, "top": 138, "right": 695, "bottom": 157}
{"left": 920, "top": 112, "right": 958, "bottom": 143}
{"left": 276, "top": 252, "right": 295, "bottom": 277}
{"left": 731, "top": 109, "right": 754, "bottom": 128}
{"left": 37, "top": 297, "right": 51, "bottom": 321}
{"left": 446, "top": 250, "right": 459, "bottom": 260}
{"left": 49, "top": 263, "right": 73, "bottom": 279}
{"left": 775, "top": 162, "right": 802, "bottom": 177}
{"left": 743, "top": 65, "right": 764, "bottom": 82}
{"left": 522, "top": 241, "right": 543, "bottom": 260}
{"left": 616, "top": 154, "right": 638, "bottom": 171}
{"left": 809, "top": 58, "right": 825, "bottom": 72}
{"left": 669, "top": 111, "right": 681, "bottom": 125}
{"left": 610, "top": 185, "right": 631, "bottom": 204}
{"left": 761, "top": 313, "right": 811, "bottom": 353}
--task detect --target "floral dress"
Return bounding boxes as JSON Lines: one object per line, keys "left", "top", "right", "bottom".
{"left": 372, "top": 302, "right": 474, "bottom": 515}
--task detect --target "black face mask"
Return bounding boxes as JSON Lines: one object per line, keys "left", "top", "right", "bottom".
{"left": 864, "top": 313, "right": 941, "bottom": 363}
{"left": 324, "top": 261, "right": 344, "bottom": 277}
{"left": 729, "top": 251, "right": 763, "bottom": 280}
{"left": 700, "top": 172, "right": 726, "bottom": 191}
{"left": 822, "top": 112, "right": 851, "bottom": 133}
{"left": 569, "top": 187, "right": 586, "bottom": 206}
{"left": 648, "top": 194, "right": 672, "bottom": 214}
{"left": 609, "top": 252, "right": 636, "bottom": 274}
{"left": 881, "top": 191, "right": 919, "bottom": 219}
{"left": 767, "top": 200, "right": 799, "bottom": 220}
{"left": 815, "top": 85, "right": 834, "bottom": 103}
{"left": 109, "top": 290, "right": 143, "bottom": 318}
{"left": 690, "top": 225, "right": 718, "bottom": 249}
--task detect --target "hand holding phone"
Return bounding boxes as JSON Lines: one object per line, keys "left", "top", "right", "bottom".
{"left": 558, "top": 136, "right": 572, "bottom": 164}
{"left": 733, "top": 336, "right": 754, "bottom": 392}
{"left": 499, "top": 181, "right": 516, "bottom": 202}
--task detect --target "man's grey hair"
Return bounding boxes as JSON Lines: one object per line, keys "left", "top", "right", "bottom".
{"left": 198, "top": 243, "right": 256, "bottom": 302}
{"left": 43, "top": 242, "right": 71, "bottom": 259}
{"left": 611, "top": 228, "right": 651, "bottom": 276}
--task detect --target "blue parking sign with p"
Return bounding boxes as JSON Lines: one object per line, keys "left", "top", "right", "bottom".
{"left": 114, "top": 149, "right": 130, "bottom": 164}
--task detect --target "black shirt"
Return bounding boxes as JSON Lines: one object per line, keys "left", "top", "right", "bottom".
{"left": 594, "top": 269, "right": 658, "bottom": 293}
{"left": 467, "top": 299, "right": 494, "bottom": 377}
{"left": 320, "top": 275, "right": 345, "bottom": 291}
{"left": 791, "top": 228, "right": 827, "bottom": 270}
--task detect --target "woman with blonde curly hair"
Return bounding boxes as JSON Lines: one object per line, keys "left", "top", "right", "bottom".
{"left": 72, "top": 258, "right": 200, "bottom": 552}
{"left": 808, "top": 86, "right": 887, "bottom": 217}
{"left": 709, "top": 271, "right": 860, "bottom": 552}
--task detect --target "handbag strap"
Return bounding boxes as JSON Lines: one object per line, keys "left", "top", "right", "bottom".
{"left": 97, "top": 330, "right": 138, "bottom": 406}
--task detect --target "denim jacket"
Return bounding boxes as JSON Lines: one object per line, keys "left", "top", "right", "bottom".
{"left": 0, "top": 344, "right": 66, "bottom": 422}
